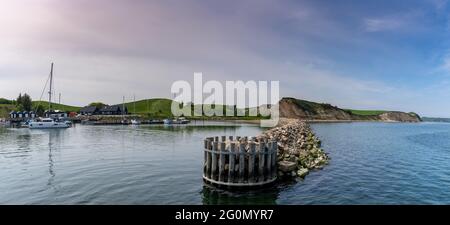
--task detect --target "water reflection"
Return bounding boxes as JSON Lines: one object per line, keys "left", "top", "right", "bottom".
{"left": 47, "top": 130, "right": 64, "bottom": 188}
{"left": 201, "top": 181, "right": 297, "bottom": 205}
{"left": 16, "top": 132, "right": 32, "bottom": 157}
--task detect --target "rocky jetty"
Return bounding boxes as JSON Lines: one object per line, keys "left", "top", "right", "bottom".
{"left": 258, "top": 119, "right": 329, "bottom": 179}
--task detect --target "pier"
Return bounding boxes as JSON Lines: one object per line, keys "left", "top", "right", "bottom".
{"left": 203, "top": 136, "right": 278, "bottom": 188}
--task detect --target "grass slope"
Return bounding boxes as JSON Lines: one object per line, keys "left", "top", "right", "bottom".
{"left": 123, "top": 98, "right": 173, "bottom": 118}
{"left": 288, "top": 98, "right": 341, "bottom": 113}
{"left": 32, "top": 101, "right": 82, "bottom": 112}
{"left": 0, "top": 104, "right": 15, "bottom": 118}
{"left": 122, "top": 98, "right": 266, "bottom": 120}
{"left": 345, "top": 109, "right": 387, "bottom": 116}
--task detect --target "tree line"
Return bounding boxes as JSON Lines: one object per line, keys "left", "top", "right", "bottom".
{"left": 14, "top": 93, "right": 45, "bottom": 116}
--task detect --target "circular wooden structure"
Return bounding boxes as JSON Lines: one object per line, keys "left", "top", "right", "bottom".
{"left": 203, "top": 136, "right": 278, "bottom": 188}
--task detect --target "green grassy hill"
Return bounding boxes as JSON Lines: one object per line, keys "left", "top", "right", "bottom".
{"left": 32, "top": 101, "right": 81, "bottom": 112}
{"left": 0, "top": 104, "right": 15, "bottom": 118}
{"left": 122, "top": 98, "right": 265, "bottom": 119}
{"left": 344, "top": 109, "right": 387, "bottom": 116}
{"left": 123, "top": 98, "right": 174, "bottom": 118}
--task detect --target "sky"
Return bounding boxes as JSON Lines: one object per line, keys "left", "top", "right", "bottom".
{"left": 1, "top": 0, "right": 450, "bottom": 117}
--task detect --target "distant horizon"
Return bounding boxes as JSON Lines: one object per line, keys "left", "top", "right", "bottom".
{"left": 2, "top": 1, "right": 450, "bottom": 117}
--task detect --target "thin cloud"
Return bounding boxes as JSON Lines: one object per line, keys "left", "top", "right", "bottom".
{"left": 363, "top": 11, "right": 423, "bottom": 32}
{"left": 364, "top": 18, "right": 405, "bottom": 32}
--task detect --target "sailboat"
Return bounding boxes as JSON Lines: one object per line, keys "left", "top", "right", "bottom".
{"left": 130, "top": 94, "right": 141, "bottom": 125}
{"left": 29, "top": 63, "right": 70, "bottom": 129}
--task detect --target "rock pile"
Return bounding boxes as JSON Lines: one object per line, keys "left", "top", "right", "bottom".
{"left": 258, "top": 119, "right": 329, "bottom": 178}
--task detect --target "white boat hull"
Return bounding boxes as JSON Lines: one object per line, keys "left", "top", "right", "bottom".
{"left": 28, "top": 121, "right": 70, "bottom": 129}
{"left": 131, "top": 119, "right": 141, "bottom": 125}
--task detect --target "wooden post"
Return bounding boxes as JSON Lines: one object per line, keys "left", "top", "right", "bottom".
{"left": 206, "top": 140, "right": 212, "bottom": 179}
{"left": 229, "top": 136, "right": 233, "bottom": 141}
{"left": 228, "top": 142, "right": 235, "bottom": 183}
{"left": 214, "top": 136, "right": 219, "bottom": 142}
{"left": 258, "top": 143, "right": 265, "bottom": 182}
{"left": 218, "top": 142, "right": 226, "bottom": 182}
{"left": 204, "top": 139, "right": 208, "bottom": 175}
{"left": 221, "top": 136, "right": 226, "bottom": 142}
{"left": 248, "top": 142, "right": 256, "bottom": 183}
{"left": 239, "top": 143, "right": 245, "bottom": 183}
{"left": 266, "top": 142, "right": 272, "bottom": 180}
{"left": 211, "top": 142, "right": 218, "bottom": 180}
{"left": 272, "top": 141, "right": 277, "bottom": 177}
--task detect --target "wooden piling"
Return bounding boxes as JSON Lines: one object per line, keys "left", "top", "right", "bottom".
{"left": 266, "top": 142, "right": 272, "bottom": 179}
{"left": 218, "top": 142, "right": 226, "bottom": 182}
{"left": 248, "top": 142, "right": 256, "bottom": 183}
{"left": 239, "top": 143, "right": 245, "bottom": 183}
{"left": 258, "top": 143, "right": 265, "bottom": 182}
{"left": 211, "top": 141, "right": 218, "bottom": 180}
{"left": 271, "top": 141, "right": 277, "bottom": 177}
{"left": 228, "top": 142, "right": 236, "bottom": 184}
{"left": 205, "top": 139, "right": 212, "bottom": 179}
{"left": 203, "top": 136, "right": 277, "bottom": 187}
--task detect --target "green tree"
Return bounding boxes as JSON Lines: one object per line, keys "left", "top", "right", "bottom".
{"left": 36, "top": 105, "right": 45, "bottom": 116}
{"left": 16, "top": 93, "right": 22, "bottom": 107}
{"left": 21, "top": 93, "right": 32, "bottom": 111}
{"left": 15, "top": 93, "right": 32, "bottom": 111}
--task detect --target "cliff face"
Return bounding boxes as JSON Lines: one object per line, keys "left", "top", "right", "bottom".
{"left": 278, "top": 98, "right": 421, "bottom": 122}
{"left": 378, "top": 112, "right": 422, "bottom": 122}
{"left": 279, "top": 98, "right": 354, "bottom": 120}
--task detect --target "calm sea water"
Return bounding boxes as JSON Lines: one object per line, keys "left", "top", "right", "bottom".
{"left": 1, "top": 121, "right": 450, "bottom": 204}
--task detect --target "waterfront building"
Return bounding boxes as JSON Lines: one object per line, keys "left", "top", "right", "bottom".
{"left": 79, "top": 106, "right": 100, "bottom": 115}
{"left": 99, "top": 105, "right": 128, "bottom": 115}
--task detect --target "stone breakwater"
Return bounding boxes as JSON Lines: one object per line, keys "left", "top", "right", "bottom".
{"left": 258, "top": 119, "right": 329, "bottom": 178}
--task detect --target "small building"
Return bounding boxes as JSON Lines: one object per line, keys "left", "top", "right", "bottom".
{"left": 68, "top": 112, "right": 78, "bottom": 118}
{"left": 99, "top": 105, "right": 128, "bottom": 115}
{"left": 79, "top": 106, "right": 99, "bottom": 116}
{"left": 9, "top": 111, "right": 36, "bottom": 120}
{"left": 9, "top": 111, "right": 17, "bottom": 119}
{"left": 44, "top": 110, "right": 68, "bottom": 119}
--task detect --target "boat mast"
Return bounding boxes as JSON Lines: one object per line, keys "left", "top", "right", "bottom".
{"left": 122, "top": 96, "right": 125, "bottom": 120}
{"left": 48, "top": 63, "right": 53, "bottom": 112}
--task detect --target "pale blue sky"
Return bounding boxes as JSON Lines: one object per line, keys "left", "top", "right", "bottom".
{"left": 1, "top": 0, "right": 450, "bottom": 117}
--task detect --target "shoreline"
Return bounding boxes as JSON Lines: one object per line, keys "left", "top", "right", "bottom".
{"left": 192, "top": 118, "right": 423, "bottom": 125}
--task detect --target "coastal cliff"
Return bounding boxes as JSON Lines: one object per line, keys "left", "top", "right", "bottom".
{"left": 279, "top": 97, "right": 421, "bottom": 122}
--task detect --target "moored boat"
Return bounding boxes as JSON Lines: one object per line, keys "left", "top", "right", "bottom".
{"left": 163, "top": 119, "right": 173, "bottom": 125}
{"left": 29, "top": 118, "right": 70, "bottom": 129}
{"left": 28, "top": 63, "right": 70, "bottom": 129}
{"left": 131, "top": 119, "right": 141, "bottom": 125}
